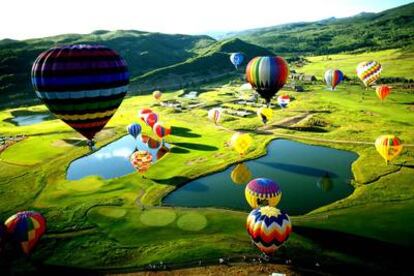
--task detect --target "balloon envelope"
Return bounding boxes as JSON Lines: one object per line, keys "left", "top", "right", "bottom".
{"left": 246, "top": 56, "right": 289, "bottom": 104}
{"left": 144, "top": 112, "right": 158, "bottom": 128}
{"left": 5, "top": 211, "right": 46, "bottom": 255}
{"left": 31, "top": 45, "right": 129, "bottom": 141}
{"left": 230, "top": 52, "right": 244, "bottom": 69}
{"left": 127, "top": 123, "right": 141, "bottom": 139}
{"left": 356, "top": 61, "right": 382, "bottom": 87}
{"left": 375, "top": 135, "right": 403, "bottom": 164}
{"left": 245, "top": 178, "right": 282, "bottom": 208}
{"left": 277, "top": 95, "right": 290, "bottom": 108}
{"left": 130, "top": 150, "right": 153, "bottom": 172}
{"left": 208, "top": 108, "right": 222, "bottom": 124}
{"left": 376, "top": 85, "right": 391, "bottom": 101}
{"left": 257, "top": 107, "right": 273, "bottom": 124}
{"left": 231, "top": 163, "right": 252, "bottom": 185}
{"left": 139, "top": 108, "right": 153, "bottom": 121}
{"left": 153, "top": 122, "right": 171, "bottom": 139}
{"left": 246, "top": 206, "right": 292, "bottom": 255}
{"left": 324, "top": 69, "right": 344, "bottom": 90}
{"left": 153, "top": 90, "right": 162, "bottom": 100}
{"left": 230, "top": 132, "right": 252, "bottom": 155}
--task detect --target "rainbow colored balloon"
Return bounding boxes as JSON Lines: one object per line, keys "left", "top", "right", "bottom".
{"left": 246, "top": 56, "right": 289, "bottom": 105}
{"left": 5, "top": 211, "right": 46, "bottom": 255}
{"left": 324, "top": 69, "right": 344, "bottom": 90}
{"left": 0, "top": 223, "right": 7, "bottom": 253}
{"left": 208, "top": 108, "right": 222, "bottom": 125}
{"left": 245, "top": 178, "right": 282, "bottom": 208}
{"left": 375, "top": 135, "right": 403, "bottom": 165}
{"left": 31, "top": 45, "right": 129, "bottom": 142}
{"left": 356, "top": 61, "right": 382, "bottom": 87}
{"left": 231, "top": 163, "right": 252, "bottom": 185}
{"left": 376, "top": 85, "right": 391, "bottom": 101}
{"left": 277, "top": 95, "right": 290, "bottom": 108}
{"left": 246, "top": 206, "right": 292, "bottom": 255}
{"left": 153, "top": 122, "right": 171, "bottom": 139}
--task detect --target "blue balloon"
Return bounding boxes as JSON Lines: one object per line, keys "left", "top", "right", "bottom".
{"left": 230, "top": 53, "right": 244, "bottom": 69}
{"left": 127, "top": 123, "right": 142, "bottom": 139}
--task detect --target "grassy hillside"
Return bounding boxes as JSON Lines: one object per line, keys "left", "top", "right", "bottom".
{"left": 0, "top": 30, "right": 215, "bottom": 107}
{"left": 235, "top": 3, "right": 414, "bottom": 56}
{"left": 296, "top": 48, "right": 414, "bottom": 80}
{"left": 131, "top": 38, "right": 274, "bottom": 91}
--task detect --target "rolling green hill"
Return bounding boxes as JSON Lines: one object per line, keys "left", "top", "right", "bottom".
{"left": 234, "top": 2, "right": 414, "bottom": 56}
{"left": 131, "top": 38, "right": 274, "bottom": 91}
{"left": 0, "top": 30, "right": 214, "bottom": 107}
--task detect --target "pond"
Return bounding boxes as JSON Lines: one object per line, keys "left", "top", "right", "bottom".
{"left": 163, "top": 139, "right": 357, "bottom": 215}
{"left": 67, "top": 135, "right": 170, "bottom": 180}
{"left": 9, "top": 114, "right": 50, "bottom": 126}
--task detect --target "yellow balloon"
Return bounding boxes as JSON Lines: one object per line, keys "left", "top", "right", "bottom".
{"left": 375, "top": 135, "right": 403, "bottom": 164}
{"left": 230, "top": 132, "right": 252, "bottom": 155}
{"left": 231, "top": 163, "right": 252, "bottom": 185}
{"left": 257, "top": 107, "right": 272, "bottom": 124}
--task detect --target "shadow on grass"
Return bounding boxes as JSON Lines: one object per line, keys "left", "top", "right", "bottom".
{"left": 171, "top": 126, "right": 201, "bottom": 138}
{"left": 152, "top": 176, "right": 191, "bottom": 185}
{"left": 294, "top": 226, "right": 412, "bottom": 274}
{"left": 170, "top": 147, "right": 191, "bottom": 154}
{"left": 62, "top": 139, "right": 87, "bottom": 147}
{"left": 256, "top": 161, "right": 338, "bottom": 178}
{"left": 174, "top": 142, "right": 218, "bottom": 151}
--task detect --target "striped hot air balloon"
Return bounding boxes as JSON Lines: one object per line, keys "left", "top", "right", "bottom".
{"left": 127, "top": 123, "right": 141, "bottom": 139}
{"left": 153, "top": 122, "right": 171, "bottom": 139}
{"left": 246, "top": 56, "right": 289, "bottom": 105}
{"left": 376, "top": 85, "right": 391, "bottom": 101}
{"left": 375, "top": 135, "right": 403, "bottom": 165}
{"left": 356, "top": 61, "right": 382, "bottom": 87}
{"left": 246, "top": 206, "right": 292, "bottom": 255}
{"left": 208, "top": 108, "right": 221, "bottom": 125}
{"left": 324, "top": 69, "right": 344, "bottom": 90}
{"left": 5, "top": 211, "right": 46, "bottom": 255}
{"left": 31, "top": 45, "right": 129, "bottom": 144}
{"left": 277, "top": 95, "right": 290, "bottom": 108}
{"left": 144, "top": 112, "right": 158, "bottom": 128}
{"left": 245, "top": 178, "right": 282, "bottom": 209}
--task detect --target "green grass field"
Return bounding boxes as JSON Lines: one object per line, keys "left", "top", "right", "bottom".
{"left": 0, "top": 50, "right": 413, "bottom": 273}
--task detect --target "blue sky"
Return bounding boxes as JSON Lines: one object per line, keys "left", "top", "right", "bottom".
{"left": 1, "top": 0, "right": 412, "bottom": 40}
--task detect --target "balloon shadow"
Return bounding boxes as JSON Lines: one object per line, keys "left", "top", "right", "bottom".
{"left": 170, "top": 147, "right": 190, "bottom": 154}
{"left": 152, "top": 176, "right": 191, "bottom": 186}
{"left": 62, "top": 139, "right": 88, "bottom": 147}
{"left": 256, "top": 161, "right": 338, "bottom": 178}
{"left": 174, "top": 142, "right": 218, "bottom": 151}
{"left": 171, "top": 126, "right": 201, "bottom": 138}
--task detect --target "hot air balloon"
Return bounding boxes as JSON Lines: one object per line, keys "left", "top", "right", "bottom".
{"left": 144, "top": 112, "right": 158, "bottom": 128}
{"left": 139, "top": 108, "right": 153, "bottom": 121}
{"left": 130, "top": 150, "right": 153, "bottom": 172}
{"left": 31, "top": 45, "right": 129, "bottom": 147}
{"left": 324, "top": 69, "right": 344, "bottom": 90}
{"left": 231, "top": 163, "right": 252, "bottom": 185}
{"left": 245, "top": 178, "right": 282, "bottom": 208}
{"left": 5, "top": 211, "right": 46, "bottom": 255}
{"left": 246, "top": 206, "right": 292, "bottom": 255}
{"left": 153, "top": 90, "right": 162, "bottom": 101}
{"left": 208, "top": 108, "right": 222, "bottom": 125}
{"left": 277, "top": 95, "right": 290, "bottom": 109}
{"left": 317, "top": 172, "right": 333, "bottom": 192}
{"left": 257, "top": 107, "right": 273, "bottom": 124}
{"left": 127, "top": 123, "right": 141, "bottom": 139}
{"left": 230, "top": 132, "right": 252, "bottom": 156}
{"left": 153, "top": 122, "right": 171, "bottom": 140}
{"left": 356, "top": 61, "right": 382, "bottom": 87}
{"left": 375, "top": 135, "right": 403, "bottom": 165}
{"left": 246, "top": 56, "right": 289, "bottom": 106}
{"left": 147, "top": 137, "right": 161, "bottom": 149}
{"left": 230, "top": 52, "right": 244, "bottom": 70}
{"left": 0, "top": 223, "right": 7, "bottom": 254}
{"left": 141, "top": 134, "right": 150, "bottom": 144}
{"left": 376, "top": 85, "right": 391, "bottom": 102}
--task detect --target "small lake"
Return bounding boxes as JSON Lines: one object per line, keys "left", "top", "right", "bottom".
{"left": 163, "top": 139, "right": 357, "bottom": 215}
{"left": 9, "top": 114, "right": 50, "bottom": 126}
{"left": 67, "top": 135, "right": 170, "bottom": 180}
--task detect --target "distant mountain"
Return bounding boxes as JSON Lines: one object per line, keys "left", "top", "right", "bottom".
{"left": 0, "top": 30, "right": 215, "bottom": 106}
{"left": 131, "top": 38, "right": 274, "bottom": 92}
{"left": 232, "top": 2, "right": 414, "bottom": 56}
